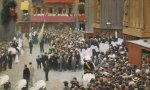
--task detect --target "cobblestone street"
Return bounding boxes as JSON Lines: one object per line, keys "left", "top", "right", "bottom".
{"left": 0, "top": 44, "right": 84, "bottom": 90}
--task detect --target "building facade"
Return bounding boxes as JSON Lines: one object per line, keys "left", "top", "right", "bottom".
{"left": 92, "top": 0, "right": 124, "bottom": 39}
{"left": 16, "top": 0, "right": 78, "bottom": 33}
{"left": 123, "top": 0, "right": 150, "bottom": 38}
{"left": 16, "top": 0, "right": 95, "bottom": 34}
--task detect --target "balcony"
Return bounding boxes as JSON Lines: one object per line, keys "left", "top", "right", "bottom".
{"left": 44, "top": 0, "right": 75, "bottom": 4}
{"left": 31, "top": 16, "right": 75, "bottom": 22}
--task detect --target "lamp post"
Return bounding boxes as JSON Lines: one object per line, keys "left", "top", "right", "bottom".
{"left": 106, "top": 20, "right": 112, "bottom": 52}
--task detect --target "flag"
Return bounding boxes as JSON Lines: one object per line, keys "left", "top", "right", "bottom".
{"left": 20, "top": 1, "right": 29, "bottom": 10}
{"left": 38, "top": 23, "right": 45, "bottom": 43}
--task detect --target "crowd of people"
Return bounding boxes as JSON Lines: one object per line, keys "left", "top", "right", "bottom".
{"left": 0, "top": 24, "right": 150, "bottom": 90}
{"left": 61, "top": 37, "right": 150, "bottom": 90}
{"left": 0, "top": 38, "right": 22, "bottom": 72}
{"left": 26, "top": 25, "right": 150, "bottom": 90}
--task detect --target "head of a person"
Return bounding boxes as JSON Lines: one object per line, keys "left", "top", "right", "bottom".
{"left": 45, "top": 52, "right": 47, "bottom": 55}
{"left": 29, "top": 62, "right": 32, "bottom": 65}
{"left": 24, "top": 64, "right": 27, "bottom": 68}
{"left": 73, "top": 77, "right": 77, "bottom": 81}
{"left": 64, "top": 81, "right": 68, "bottom": 86}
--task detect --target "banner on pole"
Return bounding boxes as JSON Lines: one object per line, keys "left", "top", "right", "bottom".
{"left": 20, "top": 1, "right": 29, "bottom": 10}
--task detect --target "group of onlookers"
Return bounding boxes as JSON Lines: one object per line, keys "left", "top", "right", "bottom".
{"left": 61, "top": 37, "right": 150, "bottom": 90}
{"left": 0, "top": 39, "right": 20, "bottom": 71}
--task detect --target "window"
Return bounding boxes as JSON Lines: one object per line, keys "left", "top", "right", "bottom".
{"left": 48, "top": 8, "right": 52, "bottom": 13}
{"left": 79, "top": 9, "right": 85, "bottom": 14}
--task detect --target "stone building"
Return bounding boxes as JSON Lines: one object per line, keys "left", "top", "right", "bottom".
{"left": 123, "top": 0, "right": 150, "bottom": 39}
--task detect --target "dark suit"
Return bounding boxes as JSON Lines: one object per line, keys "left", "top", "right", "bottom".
{"left": 29, "top": 41, "right": 33, "bottom": 54}
{"left": 44, "top": 66, "right": 49, "bottom": 81}
{"left": 23, "top": 67, "right": 30, "bottom": 87}
{"left": 40, "top": 40, "right": 44, "bottom": 53}
{"left": 8, "top": 53, "right": 13, "bottom": 69}
{"left": 1, "top": 53, "right": 8, "bottom": 70}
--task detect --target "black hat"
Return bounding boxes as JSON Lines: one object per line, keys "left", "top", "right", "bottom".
{"left": 64, "top": 81, "right": 68, "bottom": 84}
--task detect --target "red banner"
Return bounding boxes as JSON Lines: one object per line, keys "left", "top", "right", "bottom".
{"left": 44, "top": 0, "right": 75, "bottom": 4}
{"left": 78, "top": 15, "right": 85, "bottom": 22}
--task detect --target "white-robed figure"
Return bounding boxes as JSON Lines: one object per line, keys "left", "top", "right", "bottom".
{"left": 8, "top": 46, "right": 17, "bottom": 62}
{"left": 82, "top": 55, "right": 95, "bottom": 88}
{"left": 0, "top": 74, "right": 11, "bottom": 90}
{"left": 17, "top": 38, "right": 24, "bottom": 55}
{"left": 29, "top": 80, "right": 46, "bottom": 90}
{"left": 15, "top": 79, "right": 27, "bottom": 90}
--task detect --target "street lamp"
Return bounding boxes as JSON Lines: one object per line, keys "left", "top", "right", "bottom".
{"left": 106, "top": 20, "right": 112, "bottom": 51}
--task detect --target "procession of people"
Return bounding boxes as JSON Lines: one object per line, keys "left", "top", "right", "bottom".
{"left": 0, "top": 25, "right": 150, "bottom": 90}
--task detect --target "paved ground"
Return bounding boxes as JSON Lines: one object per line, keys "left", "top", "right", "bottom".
{"left": 0, "top": 44, "right": 84, "bottom": 90}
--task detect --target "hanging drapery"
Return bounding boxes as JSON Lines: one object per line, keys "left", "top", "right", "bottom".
{"left": 1, "top": 0, "right": 17, "bottom": 25}
{"left": 20, "top": 1, "right": 29, "bottom": 10}
{"left": 78, "top": 15, "right": 85, "bottom": 22}
{"left": 31, "top": 16, "right": 75, "bottom": 22}
{"left": 9, "top": 8, "right": 15, "bottom": 16}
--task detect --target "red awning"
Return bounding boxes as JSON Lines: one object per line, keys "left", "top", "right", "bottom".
{"left": 44, "top": 0, "right": 75, "bottom": 4}
{"left": 31, "top": 16, "right": 75, "bottom": 22}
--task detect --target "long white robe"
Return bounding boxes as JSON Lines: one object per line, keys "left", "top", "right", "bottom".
{"left": 15, "top": 54, "right": 19, "bottom": 63}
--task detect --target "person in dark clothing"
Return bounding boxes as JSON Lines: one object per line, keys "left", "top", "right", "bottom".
{"left": 1, "top": 52, "right": 8, "bottom": 71}
{"left": 36, "top": 55, "right": 41, "bottom": 69}
{"left": 67, "top": 53, "right": 72, "bottom": 70}
{"left": 12, "top": 40, "right": 18, "bottom": 48}
{"left": 43, "top": 52, "right": 48, "bottom": 65}
{"left": 44, "top": 65, "right": 49, "bottom": 81}
{"left": 8, "top": 51, "right": 13, "bottom": 69}
{"left": 41, "top": 55, "right": 46, "bottom": 68}
{"left": 23, "top": 65, "right": 30, "bottom": 88}
{"left": 75, "top": 51, "right": 81, "bottom": 69}
{"left": 39, "top": 39, "right": 44, "bottom": 53}
{"left": 12, "top": 40, "right": 20, "bottom": 53}
{"left": 53, "top": 53, "right": 59, "bottom": 71}
{"left": 29, "top": 40, "right": 33, "bottom": 54}
{"left": 70, "top": 77, "right": 79, "bottom": 89}
{"left": 68, "top": 5, "right": 72, "bottom": 16}
{"left": 63, "top": 81, "right": 70, "bottom": 90}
